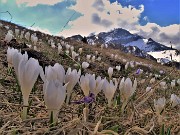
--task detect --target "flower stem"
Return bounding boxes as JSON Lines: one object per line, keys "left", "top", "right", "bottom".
{"left": 83, "top": 106, "right": 89, "bottom": 122}
{"left": 48, "top": 110, "right": 59, "bottom": 125}
{"left": 121, "top": 100, "right": 128, "bottom": 113}
{"left": 22, "top": 106, "right": 28, "bottom": 120}
{"left": 107, "top": 99, "right": 112, "bottom": 107}
{"left": 65, "top": 93, "right": 71, "bottom": 105}
{"left": 22, "top": 97, "right": 29, "bottom": 120}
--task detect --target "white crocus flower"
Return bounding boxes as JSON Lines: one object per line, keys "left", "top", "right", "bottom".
{"left": 65, "top": 50, "right": 69, "bottom": 55}
{"left": 51, "top": 43, "right": 56, "bottom": 48}
{"left": 0, "top": 23, "right": 3, "bottom": 27}
{"left": 114, "top": 54, "right": 118, "bottom": 60}
{"left": 108, "top": 67, "right": 113, "bottom": 79}
{"left": 159, "top": 81, "right": 167, "bottom": 89}
{"left": 146, "top": 87, "right": 152, "bottom": 93}
{"left": 65, "top": 44, "right": 70, "bottom": 50}
{"left": 119, "top": 77, "right": 137, "bottom": 112}
{"left": 154, "top": 97, "right": 166, "bottom": 115}
{"left": 159, "top": 70, "right": 164, "bottom": 74}
{"left": 150, "top": 77, "right": 156, "bottom": 84}
{"left": 97, "top": 57, "right": 101, "bottom": 61}
{"left": 5, "top": 31, "right": 13, "bottom": 43}
{"left": 95, "top": 51, "right": 98, "bottom": 56}
{"left": 41, "top": 63, "right": 66, "bottom": 122}
{"left": 27, "top": 44, "right": 32, "bottom": 48}
{"left": 156, "top": 74, "right": 161, "bottom": 78}
{"left": 12, "top": 51, "right": 28, "bottom": 81}
{"left": 170, "top": 94, "right": 180, "bottom": 108}
{"left": 115, "top": 66, "right": 121, "bottom": 71}
{"left": 91, "top": 56, "right": 96, "bottom": 62}
{"left": 79, "top": 74, "right": 91, "bottom": 96}
{"left": 91, "top": 76, "right": 104, "bottom": 97}
{"left": 71, "top": 51, "right": 79, "bottom": 60}
{"left": 88, "top": 74, "right": 96, "bottom": 94}
{"left": 7, "top": 47, "right": 19, "bottom": 67}
{"left": 125, "top": 62, "right": 129, "bottom": 70}
{"left": 78, "top": 48, "right": 83, "bottom": 54}
{"left": 43, "top": 63, "right": 65, "bottom": 83}
{"left": 58, "top": 45, "right": 62, "bottom": 54}
{"left": 86, "top": 55, "right": 91, "bottom": 62}
{"left": 70, "top": 46, "right": 74, "bottom": 52}
{"left": 31, "top": 34, "right": 38, "bottom": 45}
{"left": 34, "top": 46, "right": 37, "bottom": 51}
{"left": 140, "top": 79, "right": 146, "bottom": 84}
{"left": 20, "top": 31, "right": 24, "bottom": 39}
{"left": 101, "top": 44, "right": 104, "bottom": 50}
{"left": 122, "top": 59, "right": 127, "bottom": 63}
{"left": 102, "top": 78, "right": 118, "bottom": 107}
{"left": 79, "top": 73, "right": 101, "bottom": 97}
{"left": 18, "top": 54, "right": 41, "bottom": 119}
{"left": 129, "top": 61, "right": 134, "bottom": 68}
{"left": 82, "top": 62, "right": 89, "bottom": 69}
{"left": 171, "top": 81, "right": 176, "bottom": 89}
{"left": 177, "top": 79, "right": 180, "bottom": 85}
{"left": 149, "top": 73, "right": 153, "bottom": 77}
{"left": 4, "top": 25, "right": 9, "bottom": 30}
{"left": 15, "top": 28, "right": 19, "bottom": 37}
{"left": 44, "top": 80, "right": 67, "bottom": 123}
{"left": 25, "top": 32, "right": 30, "bottom": 41}
{"left": 65, "top": 68, "right": 81, "bottom": 104}
{"left": 111, "top": 54, "right": 114, "bottom": 59}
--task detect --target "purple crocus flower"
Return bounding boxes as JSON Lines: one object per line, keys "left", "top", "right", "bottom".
{"left": 71, "top": 93, "right": 95, "bottom": 104}
{"left": 136, "top": 68, "right": 141, "bottom": 74}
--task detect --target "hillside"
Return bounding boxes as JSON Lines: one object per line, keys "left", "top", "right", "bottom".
{"left": 0, "top": 20, "right": 180, "bottom": 135}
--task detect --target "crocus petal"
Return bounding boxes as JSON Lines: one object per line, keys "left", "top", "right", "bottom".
{"left": 18, "top": 58, "right": 40, "bottom": 104}
{"left": 12, "top": 52, "right": 23, "bottom": 79}
{"left": 44, "top": 80, "right": 66, "bottom": 110}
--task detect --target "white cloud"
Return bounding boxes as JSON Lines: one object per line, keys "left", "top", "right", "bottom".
{"left": 58, "top": 0, "right": 179, "bottom": 49}
{"left": 60, "top": 0, "right": 144, "bottom": 36}
{"left": 1, "top": 0, "right": 7, "bottom": 3}
{"left": 16, "top": 0, "right": 63, "bottom": 6}
{"left": 135, "top": 23, "right": 180, "bottom": 49}
{"left": 28, "top": 26, "right": 52, "bottom": 35}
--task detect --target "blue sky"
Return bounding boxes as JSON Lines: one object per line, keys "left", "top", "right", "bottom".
{"left": 0, "top": 0, "right": 179, "bottom": 48}
{"left": 114, "top": 0, "right": 180, "bottom": 26}
{"left": 0, "top": 0, "right": 81, "bottom": 34}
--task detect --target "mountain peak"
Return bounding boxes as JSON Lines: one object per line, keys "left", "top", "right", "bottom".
{"left": 148, "top": 38, "right": 154, "bottom": 42}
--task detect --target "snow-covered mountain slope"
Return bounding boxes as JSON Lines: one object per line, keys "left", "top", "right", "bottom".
{"left": 97, "top": 28, "right": 141, "bottom": 44}
{"left": 148, "top": 50, "right": 180, "bottom": 63}
{"left": 85, "top": 28, "right": 173, "bottom": 52}
{"left": 125, "top": 38, "right": 173, "bottom": 52}
{"left": 67, "top": 28, "right": 178, "bottom": 62}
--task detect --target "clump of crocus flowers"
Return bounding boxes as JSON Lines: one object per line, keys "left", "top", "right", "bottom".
{"left": 6, "top": 45, "right": 179, "bottom": 128}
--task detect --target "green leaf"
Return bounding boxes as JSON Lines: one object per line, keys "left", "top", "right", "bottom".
{"left": 160, "top": 124, "right": 165, "bottom": 135}
{"left": 116, "top": 95, "right": 121, "bottom": 105}
{"left": 166, "top": 127, "right": 171, "bottom": 135}
{"left": 50, "top": 111, "right": 54, "bottom": 127}
{"left": 108, "top": 125, "right": 119, "bottom": 133}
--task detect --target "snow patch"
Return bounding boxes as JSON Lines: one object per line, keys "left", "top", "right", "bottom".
{"left": 148, "top": 50, "right": 180, "bottom": 62}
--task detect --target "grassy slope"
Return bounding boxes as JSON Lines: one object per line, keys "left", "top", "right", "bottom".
{"left": 0, "top": 20, "right": 179, "bottom": 135}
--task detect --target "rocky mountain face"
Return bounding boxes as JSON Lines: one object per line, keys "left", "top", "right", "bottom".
{"left": 67, "top": 28, "right": 178, "bottom": 62}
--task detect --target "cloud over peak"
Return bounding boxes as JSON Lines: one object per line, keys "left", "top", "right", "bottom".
{"left": 92, "top": 13, "right": 112, "bottom": 27}
{"left": 92, "top": 0, "right": 105, "bottom": 12}
{"left": 61, "top": 0, "right": 144, "bottom": 36}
